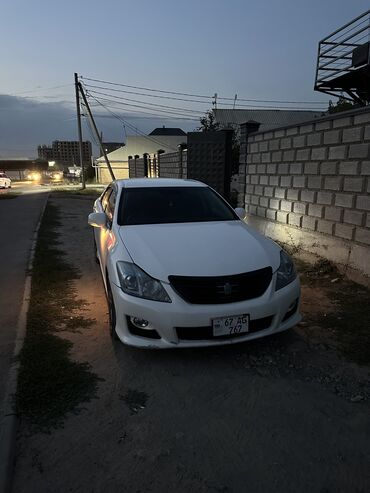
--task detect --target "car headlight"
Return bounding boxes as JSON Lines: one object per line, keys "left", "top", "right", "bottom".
{"left": 275, "top": 250, "right": 297, "bottom": 291}
{"left": 116, "top": 261, "right": 171, "bottom": 303}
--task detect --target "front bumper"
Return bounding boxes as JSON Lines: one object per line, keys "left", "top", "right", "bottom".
{"left": 109, "top": 275, "right": 301, "bottom": 349}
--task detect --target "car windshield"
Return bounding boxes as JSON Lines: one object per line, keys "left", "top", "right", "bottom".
{"left": 118, "top": 186, "right": 238, "bottom": 225}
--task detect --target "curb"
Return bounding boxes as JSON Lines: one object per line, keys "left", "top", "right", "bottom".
{"left": 0, "top": 194, "right": 49, "bottom": 493}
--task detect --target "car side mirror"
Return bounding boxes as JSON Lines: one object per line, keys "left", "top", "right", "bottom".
{"left": 88, "top": 212, "right": 107, "bottom": 228}
{"left": 234, "top": 207, "right": 246, "bottom": 220}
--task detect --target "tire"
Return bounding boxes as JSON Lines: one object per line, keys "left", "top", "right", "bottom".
{"left": 106, "top": 278, "right": 119, "bottom": 341}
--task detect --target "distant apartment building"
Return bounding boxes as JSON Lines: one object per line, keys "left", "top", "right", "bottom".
{"left": 38, "top": 140, "right": 92, "bottom": 168}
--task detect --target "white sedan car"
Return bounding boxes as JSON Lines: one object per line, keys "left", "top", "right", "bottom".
{"left": 89, "top": 179, "right": 300, "bottom": 348}
{"left": 0, "top": 172, "right": 11, "bottom": 189}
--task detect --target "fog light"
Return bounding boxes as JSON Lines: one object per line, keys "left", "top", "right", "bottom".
{"left": 131, "top": 317, "right": 149, "bottom": 328}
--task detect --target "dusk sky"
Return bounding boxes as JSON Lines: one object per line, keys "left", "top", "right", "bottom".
{"left": 1, "top": 0, "right": 369, "bottom": 157}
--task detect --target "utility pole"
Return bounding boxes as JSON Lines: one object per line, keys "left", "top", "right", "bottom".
{"left": 74, "top": 72, "right": 86, "bottom": 189}
{"left": 78, "top": 81, "right": 115, "bottom": 181}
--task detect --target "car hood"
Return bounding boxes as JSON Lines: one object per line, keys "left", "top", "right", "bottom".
{"left": 118, "top": 221, "right": 281, "bottom": 282}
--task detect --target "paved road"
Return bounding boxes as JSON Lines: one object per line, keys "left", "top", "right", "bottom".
{"left": 0, "top": 192, "right": 48, "bottom": 422}
{"left": 13, "top": 196, "right": 370, "bottom": 493}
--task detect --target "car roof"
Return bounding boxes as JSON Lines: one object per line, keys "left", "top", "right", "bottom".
{"left": 116, "top": 178, "right": 208, "bottom": 189}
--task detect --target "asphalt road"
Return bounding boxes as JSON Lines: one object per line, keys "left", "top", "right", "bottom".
{"left": 0, "top": 192, "right": 48, "bottom": 424}
{"left": 13, "top": 196, "right": 370, "bottom": 493}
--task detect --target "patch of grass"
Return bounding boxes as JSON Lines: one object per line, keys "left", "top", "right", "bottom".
{"left": 51, "top": 188, "right": 102, "bottom": 199}
{"left": 15, "top": 202, "right": 100, "bottom": 432}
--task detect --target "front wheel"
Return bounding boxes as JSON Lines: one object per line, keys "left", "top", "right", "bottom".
{"left": 106, "top": 279, "right": 119, "bottom": 341}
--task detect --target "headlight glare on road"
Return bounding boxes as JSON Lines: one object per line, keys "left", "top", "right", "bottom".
{"left": 116, "top": 261, "right": 171, "bottom": 302}
{"left": 275, "top": 250, "right": 297, "bottom": 290}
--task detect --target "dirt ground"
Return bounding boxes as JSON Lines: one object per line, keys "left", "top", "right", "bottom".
{"left": 13, "top": 195, "right": 370, "bottom": 493}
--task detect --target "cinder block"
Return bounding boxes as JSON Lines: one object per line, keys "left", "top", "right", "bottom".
{"left": 301, "top": 190, "right": 316, "bottom": 202}
{"left": 257, "top": 164, "right": 266, "bottom": 174}
{"left": 246, "top": 184, "right": 254, "bottom": 194}
{"left": 261, "top": 152, "right": 271, "bottom": 163}
{"left": 356, "top": 195, "right": 370, "bottom": 210}
{"left": 288, "top": 213, "right": 303, "bottom": 227}
{"left": 250, "top": 143, "right": 259, "bottom": 153}
{"left": 264, "top": 132, "right": 274, "bottom": 140}
{"left": 333, "top": 116, "right": 352, "bottom": 128}
{"left": 335, "top": 223, "right": 354, "bottom": 240}
{"left": 307, "top": 133, "right": 322, "bottom": 146}
{"left": 248, "top": 164, "right": 257, "bottom": 174}
{"left": 317, "top": 220, "right": 334, "bottom": 235}
{"left": 366, "top": 213, "right": 370, "bottom": 228}
{"left": 308, "top": 204, "right": 324, "bottom": 218}
{"left": 342, "top": 127, "right": 362, "bottom": 143}
{"left": 247, "top": 155, "right": 253, "bottom": 164}
{"left": 325, "top": 206, "right": 342, "bottom": 222}
{"left": 259, "top": 196, "right": 269, "bottom": 207}
{"left": 255, "top": 134, "right": 263, "bottom": 142}
{"left": 246, "top": 175, "right": 251, "bottom": 184}
{"left": 308, "top": 177, "right": 323, "bottom": 189}
{"left": 355, "top": 228, "right": 370, "bottom": 245}
{"left": 335, "top": 193, "right": 354, "bottom": 208}
{"left": 269, "top": 176, "right": 279, "bottom": 186}
{"left": 244, "top": 194, "right": 251, "bottom": 204}
{"left": 304, "top": 162, "right": 319, "bottom": 174}
{"left": 264, "top": 186, "right": 274, "bottom": 197}
{"left": 324, "top": 130, "right": 340, "bottom": 145}
{"left": 321, "top": 162, "right": 337, "bottom": 175}
{"left": 316, "top": 121, "right": 332, "bottom": 131}
{"left": 293, "top": 202, "right": 308, "bottom": 214}
{"left": 257, "top": 207, "right": 266, "bottom": 217}
{"left": 266, "top": 164, "right": 277, "bottom": 174}
{"left": 271, "top": 151, "right": 282, "bottom": 162}
{"left": 343, "top": 210, "right": 364, "bottom": 226}
{"left": 287, "top": 189, "right": 300, "bottom": 200}
{"left": 293, "top": 135, "right": 306, "bottom": 148}
{"left": 255, "top": 185, "right": 263, "bottom": 195}
{"left": 317, "top": 191, "right": 333, "bottom": 204}
{"left": 349, "top": 143, "right": 370, "bottom": 159}
{"left": 280, "top": 137, "right": 292, "bottom": 149}
{"left": 251, "top": 175, "right": 259, "bottom": 184}
{"left": 300, "top": 124, "right": 314, "bottom": 134}
{"left": 276, "top": 211, "right": 288, "bottom": 223}
{"left": 268, "top": 140, "right": 280, "bottom": 151}
{"left": 251, "top": 195, "right": 260, "bottom": 205}
{"left": 283, "top": 150, "right": 295, "bottom": 161}
{"left": 364, "top": 126, "right": 370, "bottom": 140}
{"left": 296, "top": 149, "right": 311, "bottom": 161}
{"left": 354, "top": 112, "right": 370, "bottom": 125}
{"left": 343, "top": 177, "right": 363, "bottom": 192}
{"left": 286, "top": 127, "right": 298, "bottom": 136}
{"left": 324, "top": 177, "right": 342, "bottom": 191}
{"left": 274, "top": 129, "right": 286, "bottom": 138}
{"left": 248, "top": 205, "right": 257, "bottom": 215}
{"left": 278, "top": 163, "right": 289, "bottom": 174}
{"left": 266, "top": 209, "right": 277, "bottom": 220}
{"left": 259, "top": 141, "right": 268, "bottom": 152}
{"left": 339, "top": 161, "right": 359, "bottom": 175}
{"left": 302, "top": 216, "right": 317, "bottom": 231}
{"left": 311, "top": 147, "right": 327, "bottom": 160}
{"left": 252, "top": 154, "right": 261, "bottom": 163}
{"left": 274, "top": 188, "right": 286, "bottom": 199}
{"left": 260, "top": 175, "right": 269, "bottom": 185}
{"left": 269, "top": 198, "right": 280, "bottom": 210}
{"left": 290, "top": 163, "right": 303, "bottom": 174}
{"left": 361, "top": 162, "right": 370, "bottom": 175}
{"left": 293, "top": 176, "right": 306, "bottom": 188}
{"left": 281, "top": 200, "right": 293, "bottom": 212}
{"left": 328, "top": 145, "right": 347, "bottom": 160}
{"left": 280, "top": 176, "right": 292, "bottom": 187}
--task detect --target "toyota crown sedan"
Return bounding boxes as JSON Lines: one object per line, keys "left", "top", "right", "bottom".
{"left": 88, "top": 178, "right": 300, "bottom": 348}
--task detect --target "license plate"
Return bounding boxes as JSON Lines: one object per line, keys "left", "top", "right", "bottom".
{"left": 212, "top": 314, "right": 249, "bottom": 337}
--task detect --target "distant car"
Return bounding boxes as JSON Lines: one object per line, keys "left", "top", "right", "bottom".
{"left": 25, "top": 171, "right": 42, "bottom": 182}
{"left": 88, "top": 179, "right": 301, "bottom": 349}
{"left": 0, "top": 172, "right": 11, "bottom": 189}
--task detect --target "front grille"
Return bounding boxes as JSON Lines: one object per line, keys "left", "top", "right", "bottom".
{"left": 176, "top": 315, "right": 273, "bottom": 341}
{"left": 169, "top": 267, "right": 273, "bottom": 304}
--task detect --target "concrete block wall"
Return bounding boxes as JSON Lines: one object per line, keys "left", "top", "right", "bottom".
{"left": 239, "top": 107, "right": 370, "bottom": 276}
{"left": 158, "top": 151, "right": 187, "bottom": 179}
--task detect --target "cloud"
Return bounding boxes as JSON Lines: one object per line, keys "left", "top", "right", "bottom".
{"left": 0, "top": 94, "right": 198, "bottom": 158}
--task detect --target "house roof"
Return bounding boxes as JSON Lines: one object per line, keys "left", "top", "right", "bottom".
{"left": 213, "top": 109, "right": 326, "bottom": 132}
{"left": 149, "top": 127, "right": 187, "bottom": 136}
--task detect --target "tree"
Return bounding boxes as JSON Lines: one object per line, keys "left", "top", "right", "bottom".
{"left": 198, "top": 110, "right": 220, "bottom": 132}
{"left": 328, "top": 97, "right": 357, "bottom": 114}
